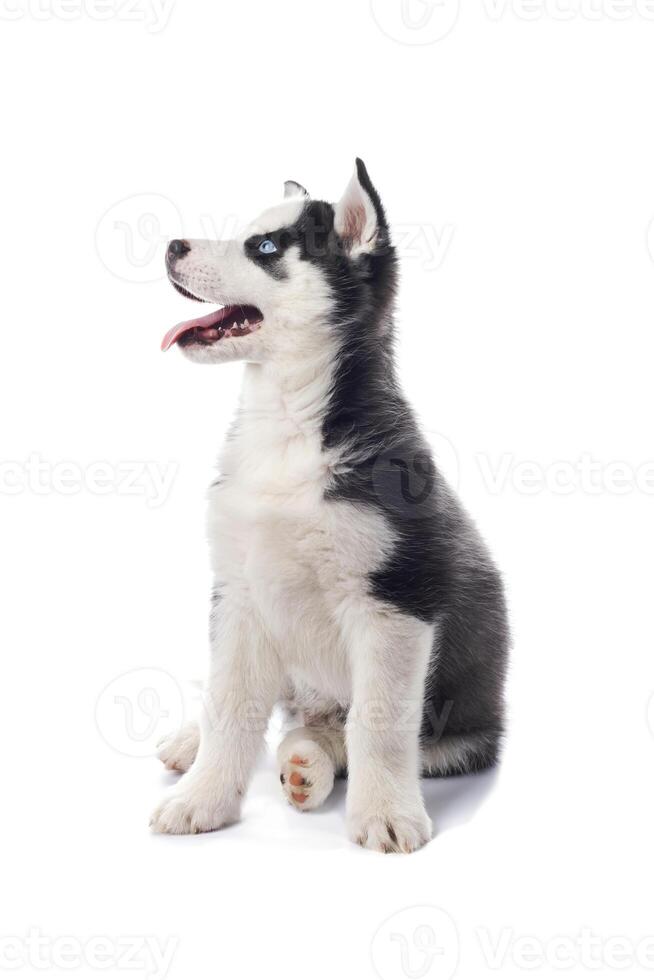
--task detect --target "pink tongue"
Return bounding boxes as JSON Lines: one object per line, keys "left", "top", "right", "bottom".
{"left": 161, "top": 307, "right": 231, "bottom": 352}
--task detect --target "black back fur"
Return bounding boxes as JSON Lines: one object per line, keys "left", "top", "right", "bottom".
{"left": 254, "top": 160, "right": 510, "bottom": 772}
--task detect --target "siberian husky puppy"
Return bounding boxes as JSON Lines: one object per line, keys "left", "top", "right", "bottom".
{"left": 151, "top": 160, "right": 509, "bottom": 853}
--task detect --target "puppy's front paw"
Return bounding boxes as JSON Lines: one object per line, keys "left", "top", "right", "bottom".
{"left": 157, "top": 722, "right": 200, "bottom": 773}
{"left": 348, "top": 800, "right": 432, "bottom": 854}
{"left": 150, "top": 773, "right": 240, "bottom": 835}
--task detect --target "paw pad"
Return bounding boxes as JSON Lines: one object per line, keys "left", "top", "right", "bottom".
{"left": 277, "top": 736, "right": 335, "bottom": 812}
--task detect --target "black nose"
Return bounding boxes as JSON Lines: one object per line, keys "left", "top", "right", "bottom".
{"left": 168, "top": 239, "right": 190, "bottom": 258}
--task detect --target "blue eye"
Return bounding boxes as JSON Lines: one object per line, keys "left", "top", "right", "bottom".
{"left": 258, "top": 239, "right": 278, "bottom": 255}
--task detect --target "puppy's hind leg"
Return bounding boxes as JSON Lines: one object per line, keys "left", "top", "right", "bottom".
{"left": 157, "top": 721, "right": 200, "bottom": 773}
{"left": 421, "top": 729, "right": 503, "bottom": 777}
{"left": 277, "top": 715, "right": 346, "bottom": 812}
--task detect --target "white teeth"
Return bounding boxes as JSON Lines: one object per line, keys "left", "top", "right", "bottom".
{"left": 233, "top": 322, "right": 238, "bottom": 330}
{"left": 244, "top": 319, "right": 250, "bottom": 328}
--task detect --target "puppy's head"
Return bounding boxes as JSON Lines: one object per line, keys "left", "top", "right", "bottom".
{"left": 162, "top": 159, "right": 395, "bottom": 365}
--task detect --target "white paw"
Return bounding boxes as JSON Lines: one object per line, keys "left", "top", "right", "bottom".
{"left": 157, "top": 722, "right": 200, "bottom": 773}
{"left": 150, "top": 772, "right": 240, "bottom": 835}
{"left": 277, "top": 735, "right": 335, "bottom": 811}
{"left": 348, "top": 800, "right": 432, "bottom": 854}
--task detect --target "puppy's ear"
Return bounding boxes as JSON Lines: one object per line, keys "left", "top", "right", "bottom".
{"left": 284, "top": 180, "right": 309, "bottom": 199}
{"left": 334, "top": 158, "right": 387, "bottom": 255}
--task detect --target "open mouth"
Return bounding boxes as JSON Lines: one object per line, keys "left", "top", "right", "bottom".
{"left": 161, "top": 300, "right": 263, "bottom": 352}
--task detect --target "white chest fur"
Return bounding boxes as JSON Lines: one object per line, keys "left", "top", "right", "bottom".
{"left": 205, "top": 362, "right": 394, "bottom": 700}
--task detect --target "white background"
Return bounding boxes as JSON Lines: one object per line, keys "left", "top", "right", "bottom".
{"left": 1, "top": 2, "right": 653, "bottom": 978}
